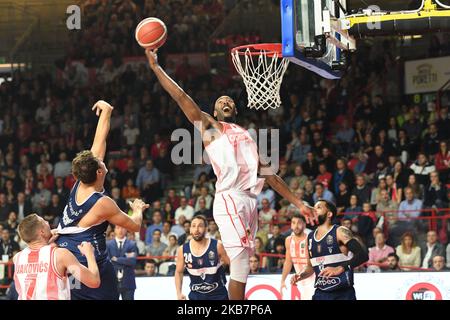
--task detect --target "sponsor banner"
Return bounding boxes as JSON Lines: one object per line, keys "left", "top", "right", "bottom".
{"left": 135, "top": 272, "right": 450, "bottom": 300}
{"left": 404, "top": 56, "right": 450, "bottom": 94}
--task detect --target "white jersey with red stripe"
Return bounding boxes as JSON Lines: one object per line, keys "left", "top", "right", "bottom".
{"left": 205, "top": 122, "right": 264, "bottom": 195}
{"left": 13, "top": 245, "right": 71, "bottom": 300}
{"left": 287, "top": 231, "right": 315, "bottom": 300}
{"left": 287, "top": 233, "right": 310, "bottom": 274}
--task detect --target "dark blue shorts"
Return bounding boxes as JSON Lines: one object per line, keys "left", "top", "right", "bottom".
{"left": 312, "top": 286, "right": 356, "bottom": 300}
{"left": 71, "top": 260, "right": 119, "bottom": 300}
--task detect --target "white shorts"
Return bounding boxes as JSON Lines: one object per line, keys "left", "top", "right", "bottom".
{"left": 213, "top": 189, "right": 258, "bottom": 260}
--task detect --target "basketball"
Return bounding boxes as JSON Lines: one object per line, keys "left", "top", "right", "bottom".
{"left": 135, "top": 17, "right": 167, "bottom": 49}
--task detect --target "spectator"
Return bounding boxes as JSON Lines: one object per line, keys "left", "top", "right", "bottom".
{"left": 370, "top": 178, "right": 387, "bottom": 207}
{"left": 316, "top": 163, "right": 332, "bottom": 190}
{"left": 352, "top": 174, "right": 371, "bottom": 206}
{"left": 194, "top": 187, "right": 213, "bottom": 211}
{"left": 369, "top": 230, "right": 395, "bottom": 268}
{"left": 111, "top": 187, "right": 127, "bottom": 212}
{"left": 150, "top": 133, "right": 169, "bottom": 160}
{"left": 206, "top": 220, "right": 220, "bottom": 240}
{"left": 122, "top": 178, "right": 140, "bottom": 201}
{"left": 376, "top": 189, "right": 399, "bottom": 229}
{"left": 53, "top": 152, "right": 71, "bottom": 178}
{"left": 45, "top": 194, "right": 63, "bottom": 227}
{"left": 140, "top": 260, "right": 160, "bottom": 277}
{"left": 410, "top": 153, "right": 436, "bottom": 186}
{"left": 265, "top": 224, "right": 285, "bottom": 271}
{"left": 177, "top": 220, "right": 192, "bottom": 245}
{"left": 335, "top": 181, "right": 351, "bottom": 214}
{"left": 319, "top": 147, "right": 336, "bottom": 174}
{"left": 392, "top": 160, "right": 411, "bottom": 190}
{"left": 145, "top": 229, "right": 168, "bottom": 263}
{"left": 0, "top": 229, "right": 20, "bottom": 259}
{"left": 258, "top": 198, "right": 276, "bottom": 232}
{"left": 302, "top": 152, "right": 319, "bottom": 180}
{"left": 160, "top": 221, "right": 173, "bottom": 246}
{"left": 434, "top": 141, "right": 449, "bottom": 182}
{"left": 170, "top": 215, "right": 187, "bottom": 239}
{"left": 355, "top": 202, "right": 375, "bottom": 246}
{"left": 53, "top": 176, "right": 69, "bottom": 202}
{"left": 421, "top": 230, "right": 445, "bottom": 268}
{"left": 287, "top": 165, "right": 308, "bottom": 190}
{"left": 384, "top": 253, "right": 401, "bottom": 272}
{"left": 174, "top": 197, "right": 194, "bottom": 223}
{"left": 122, "top": 159, "right": 138, "bottom": 185}
{"left": 285, "top": 131, "right": 310, "bottom": 164}
{"left": 136, "top": 160, "right": 161, "bottom": 203}
{"left": 343, "top": 194, "right": 361, "bottom": 221}
{"left": 405, "top": 174, "right": 424, "bottom": 200}
{"left": 249, "top": 254, "right": 267, "bottom": 274}
{"left": 145, "top": 210, "right": 163, "bottom": 245}
{"left": 194, "top": 197, "right": 213, "bottom": 220}
{"left": 431, "top": 255, "right": 448, "bottom": 271}
{"left": 166, "top": 188, "right": 181, "bottom": 210}
{"left": 423, "top": 123, "right": 441, "bottom": 156}
{"left": 30, "top": 181, "right": 51, "bottom": 216}
{"left": 257, "top": 182, "right": 276, "bottom": 210}
{"left": 386, "top": 174, "right": 402, "bottom": 204}
{"left": 11, "top": 192, "right": 32, "bottom": 222}
{"left": 313, "top": 182, "right": 335, "bottom": 203}
{"left": 128, "top": 231, "right": 146, "bottom": 256}
{"left": 396, "top": 232, "right": 421, "bottom": 269}
{"left": 162, "top": 202, "right": 175, "bottom": 222}
{"left": 162, "top": 234, "right": 179, "bottom": 260}
{"left": 191, "top": 172, "right": 214, "bottom": 198}
{"left": 340, "top": 217, "right": 354, "bottom": 232}
{"left": 330, "top": 158, "right": 355, "bottom": 195}
{"left": 398, "top": 187, "right": 423, "bottom": 219}
{"left": 107, "top": 225, "right": 138, "bottom": 300}
{"left": 423, "top": 171, "right": 447, "bottom": 209}
{"left": 0, "top": 193, "right": 11, "bottom": 222}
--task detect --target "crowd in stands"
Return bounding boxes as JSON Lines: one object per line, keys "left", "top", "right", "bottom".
{"left": 0, "top": 1, "right": 449, "bottom": 289}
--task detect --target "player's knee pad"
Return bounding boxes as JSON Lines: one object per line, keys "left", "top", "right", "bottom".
{"left": 229, "top": 249, "right": 250, "bottom": 283}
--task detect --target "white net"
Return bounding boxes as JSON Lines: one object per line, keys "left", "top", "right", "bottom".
{"left": 231, "top": 46, "right": 289, "bottom": 110}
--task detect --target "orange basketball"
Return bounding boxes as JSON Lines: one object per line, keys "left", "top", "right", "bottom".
{"left": 135, "top": 17, "right": 167, "bottom": 49}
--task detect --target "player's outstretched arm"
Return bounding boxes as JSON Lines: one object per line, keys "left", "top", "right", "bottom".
{"left": 57, "top": 243, "right": 100, "bottom": 288}
{"left": 90, "top": 100, "right": 113, "bottom": 161}
{"left": 174, "top": 246, "right": 186, "bottom": 300}
{"left": 263, "top": 172, "right": 317, "bottom": 225}
{"left": 145, "top": 48, "right": 211, "bottom": 130}
{"left": 98, "top": 197, "right": 148, "bottom": 232}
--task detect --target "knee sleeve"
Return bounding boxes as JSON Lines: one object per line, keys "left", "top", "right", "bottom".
{"left": 229, "top": 249, "right": 250, "bottom": 283}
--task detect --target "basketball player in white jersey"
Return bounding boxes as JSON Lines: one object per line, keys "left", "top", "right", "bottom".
{"left": 13, "top": 214, "right": 100, "bottom": 300}
{"left": 280, "top": 214, "right": 315, "bottom": 299}
{"left": 145, "top": 48, "right": 316, "bottom": 300}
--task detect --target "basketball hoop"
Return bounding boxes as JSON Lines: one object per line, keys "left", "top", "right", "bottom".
{"left": 231, "top": 43, "right": 289, "bottom": 110}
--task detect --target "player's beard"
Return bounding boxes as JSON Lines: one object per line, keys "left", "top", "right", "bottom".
{"left": 318, "top": 213, "right": 327, "bottom": 226}
{"left": 192, "top": 233, "right": 205, "bottom": 241}
{"left": 293, "top": 228, "right": 304, "bottom": 236}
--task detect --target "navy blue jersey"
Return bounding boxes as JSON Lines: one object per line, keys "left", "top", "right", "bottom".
{"left": 183, "top": 238, "right": 228, "bottom": 300}
{"left": 308, "top": 225, "right": 354, "bottom": 292}
{"left": 56, "top": 180, "right": 118, "bottom": 300}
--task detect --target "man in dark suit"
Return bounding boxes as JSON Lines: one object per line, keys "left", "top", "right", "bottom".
{"left": 420, "top": 230, "right": 445, "bottom": 268}
{"left": 107, "top": 225, "right": 138, "bottom": 300}
{"left": 11, "top": 192, "right": 32, "bottom": 222}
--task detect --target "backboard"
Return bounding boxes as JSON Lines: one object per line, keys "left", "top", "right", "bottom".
{"left": 281, "top": 0, "right": 356, "bottom": 79}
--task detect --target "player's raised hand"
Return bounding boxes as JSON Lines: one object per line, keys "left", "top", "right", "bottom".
{"left": 145, "top": 48, "right": 159, "bottom": 69}
{"left": 129, "top": 198, "right": 150, "bottom": 212}
{"left": 78, "top": 241, "right": 95, "bottom": 257}
{"left": 296, "top": 201, "right": 317, "bottom": 226}
{"left": 92, "top": 100, "right": 114, "bottom": 116}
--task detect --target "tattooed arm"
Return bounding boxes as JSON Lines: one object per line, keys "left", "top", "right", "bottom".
{"left": 319, "top": 226, "right": 369, "bottom": 278}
